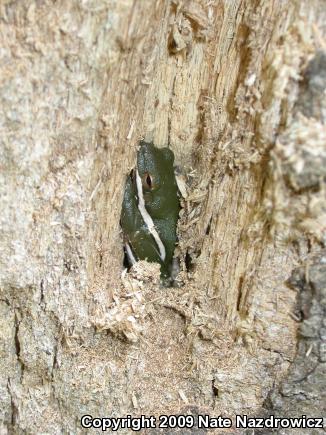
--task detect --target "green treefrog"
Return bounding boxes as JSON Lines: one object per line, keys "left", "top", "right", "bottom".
{"left": 120, "top": 141, "right": 180, "bottom": 284}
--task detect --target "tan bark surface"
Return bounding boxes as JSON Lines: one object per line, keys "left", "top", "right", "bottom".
{"left": 0, "top": 0, "right": 325, "bottom": 433}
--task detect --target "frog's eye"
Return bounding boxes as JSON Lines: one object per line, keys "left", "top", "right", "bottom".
{"left": 142, "top": 172, "right": 154, "bottom": 190}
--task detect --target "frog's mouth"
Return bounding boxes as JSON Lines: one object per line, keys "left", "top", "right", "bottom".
{"left": 134, "top": 168, "right": 166, "bottom": 262}
{"left": 127, "top": 168, "right": 166, "bottom": 263}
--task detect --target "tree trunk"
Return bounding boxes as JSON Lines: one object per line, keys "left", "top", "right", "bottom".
{"left": 1, "top": 0, "right": 325, "bottom": 433}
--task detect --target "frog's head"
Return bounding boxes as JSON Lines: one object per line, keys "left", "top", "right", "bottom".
{"left": 137, "top": 142, "right": 178, "bottom": 219}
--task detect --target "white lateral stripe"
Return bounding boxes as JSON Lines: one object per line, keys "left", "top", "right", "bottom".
{"left": 125, "top": 242, "right": 137, "bottom": 265}
{"left": 135, "top": 169, "right": 166, "bottom": 261}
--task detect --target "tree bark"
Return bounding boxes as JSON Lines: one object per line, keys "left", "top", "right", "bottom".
{"left": 0, "top": 0, "right": 325, "bottom": 433}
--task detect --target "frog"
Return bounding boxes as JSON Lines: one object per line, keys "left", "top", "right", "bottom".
{"left": 120, "top": 141, "right": 180, "bottom": 284}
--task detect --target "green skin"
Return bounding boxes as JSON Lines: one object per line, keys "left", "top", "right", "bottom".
{"left": 121, "top": 142, "right": 180, "bottom": 281}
